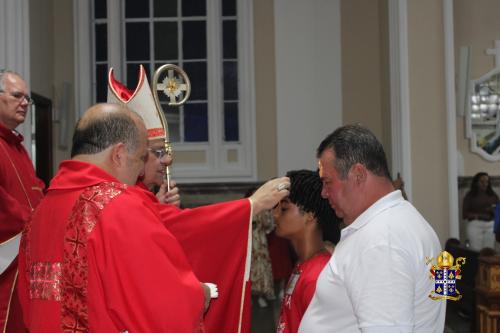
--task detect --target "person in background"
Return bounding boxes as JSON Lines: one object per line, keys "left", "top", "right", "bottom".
{"left": 0, "top": 69, "right": 45, "bottom": 332}
{"left": 247, "top": 186, "right": 276, "bottom": 308}
{"left": 273, "top": 169, "right": 340, "bottom": 333}
{"left": 463, "top": 171, "right": 499, "bottom": 251}
{"left": 299, "top": 124, "right": 445, "bottom": 333}
{"left": 140, "top": 137, "right": 181, "bottom": 207}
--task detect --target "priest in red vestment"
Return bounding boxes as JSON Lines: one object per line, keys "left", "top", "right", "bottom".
{"left": 0, "top": 70, "right": 45, "bottom": 332}
{"left": 107, "top": 65, "right": 291, "bottom": 333}
{"left": 18, "top": 104, "right": 211, "bottom": 332}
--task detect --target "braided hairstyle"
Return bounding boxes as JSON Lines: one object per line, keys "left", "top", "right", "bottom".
{"left": 286, "top": 169, "right": 341, "bottom": 244}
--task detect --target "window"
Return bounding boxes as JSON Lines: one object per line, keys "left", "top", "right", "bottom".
{"left": 76, "top": 0, "right": 256, "bottom": 182}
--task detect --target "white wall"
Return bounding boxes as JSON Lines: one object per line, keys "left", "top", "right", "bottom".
{"left": 274, "top": 0, "right": 342, "bottom": 175}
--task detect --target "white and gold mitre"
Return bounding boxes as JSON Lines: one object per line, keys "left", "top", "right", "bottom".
{"left": 107, "top": 65, "right": 165, "bottom": 140}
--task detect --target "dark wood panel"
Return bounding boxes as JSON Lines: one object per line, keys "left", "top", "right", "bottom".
{"left": 32, "top": 92, "right": 53, "bottom": 187}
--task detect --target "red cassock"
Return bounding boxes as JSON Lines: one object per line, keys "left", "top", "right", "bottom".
{"left": 18, "top": 161, "right": 205, "bottom": 332}
{"left": 0, "top": 123, "right": 45, "bottom": 332}
{"left": 136, "top": 183, "right": 253, "bottom": 333}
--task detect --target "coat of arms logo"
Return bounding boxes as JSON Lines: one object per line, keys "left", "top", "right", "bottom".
{"left": 427, "top": 251, "right": 466, "bottom": 301}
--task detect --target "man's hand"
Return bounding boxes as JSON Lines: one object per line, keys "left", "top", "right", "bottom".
{"left": 156, "top": 180, "right": 181, "bottom": 207}
{"left": 249, "top": 177, "right": 290, "bottom": 216}
{"left": 201, "top": 283, "right": 212, "bottom": 312}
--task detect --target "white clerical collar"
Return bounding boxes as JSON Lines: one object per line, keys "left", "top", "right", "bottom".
{"left": 340, "top": 190, "right": 404, "bottom": 241}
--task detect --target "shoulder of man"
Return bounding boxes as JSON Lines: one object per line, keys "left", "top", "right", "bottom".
{"left": 79, "top": 182, "right": 159, "bottom": 220}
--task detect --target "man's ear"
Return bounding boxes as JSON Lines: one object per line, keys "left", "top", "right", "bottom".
{"left": 350, "top": 163, "right": 367, "bottom": 185}
{"left": 110, "top": 143, "right": 126, "bottom": 167}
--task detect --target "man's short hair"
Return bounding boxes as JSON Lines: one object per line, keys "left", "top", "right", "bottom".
{"left": 286, "top": 169, "right": 341, "bottom": 244}
{"left": 317, "top": 124, "right": 391, "bottom": 180}
{"left": 71, "top": 110, "right": 140, "bottom": 157}
{"left": 0, "top": 69, "right": 21, "bottom": 90}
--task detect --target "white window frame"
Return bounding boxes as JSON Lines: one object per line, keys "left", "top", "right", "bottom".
{"left": 74, "top": 0, "right": 256, "bottom": 183}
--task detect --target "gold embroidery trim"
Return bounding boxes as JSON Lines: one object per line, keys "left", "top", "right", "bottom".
{"left": 29, "top": 262, "right": 62, "bottom": 301}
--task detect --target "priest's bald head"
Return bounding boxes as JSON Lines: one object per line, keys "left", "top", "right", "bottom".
{"left": 71, "top": 103, "right": 149, "bottom": 185}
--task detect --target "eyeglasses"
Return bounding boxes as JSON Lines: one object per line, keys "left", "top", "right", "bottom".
{"left": 0, "top": 90, "right": 34, "bottom": 105}
{"left": 148, "top": 148, "right": 169, "bottom": 159}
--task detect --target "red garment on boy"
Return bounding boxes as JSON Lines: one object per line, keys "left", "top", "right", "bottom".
{"left": 0, "top": 123, "right": 45, "bottom": 332}
{"left": 18, "top": 161, "right": 204, "bottom": 332}
{"left": 276, "top": 251, "right": 331, "bottom": 333}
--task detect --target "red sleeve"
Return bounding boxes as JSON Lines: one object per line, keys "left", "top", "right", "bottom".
{"left": 0, "top": 142, "right": 44, "bottom": 241}
{"left": 0, "top": 186, "right": 30, "bottom": 240}
{"left": 89, "top": 192, "right": 205, "bottom": 332}
{"left": 159, "top": 199, "right": 252, "bottom": 333}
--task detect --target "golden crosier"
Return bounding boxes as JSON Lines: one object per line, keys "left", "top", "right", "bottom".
{"left": 152, "top": 64, "right": 192, "bottom": 191}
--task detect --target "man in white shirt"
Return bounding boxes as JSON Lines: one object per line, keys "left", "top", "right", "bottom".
{"left": 299, "top": 124, "right": 446, "bottom": 333}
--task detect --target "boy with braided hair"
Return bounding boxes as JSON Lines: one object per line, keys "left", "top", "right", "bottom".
{"left": 273, "top": 169, "right": 340, "bottom": 333}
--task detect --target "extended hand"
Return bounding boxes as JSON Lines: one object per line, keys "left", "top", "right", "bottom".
{"left": 201, "top": 283, "right": 212, "bottom": 312}
{"left": 250, "top": 177, "right": 290, "bottom": 216}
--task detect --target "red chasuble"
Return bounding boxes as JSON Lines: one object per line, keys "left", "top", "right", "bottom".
{"left": 18, "top": 161, "right": 204, "bottom": 332}
{"left": 136, "top": 183, "right": 253, "bottom": 333}
{"left": 0, "top": 123, "right": 45, "bottom": 332}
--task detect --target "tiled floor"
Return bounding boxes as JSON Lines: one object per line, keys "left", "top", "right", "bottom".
{"left": 251, "top": 296, "right": 472, "bottom": 333}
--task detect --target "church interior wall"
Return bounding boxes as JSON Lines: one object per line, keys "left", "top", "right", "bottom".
{"left": 253, "top": 0, "right": 278, "bottom": 181}
{"left": 454, "top": 0, "right": 500, "bottom": 177}
{"left": 52, "top": 0, "right": 75, "bottom": 170}
{"left": 29, "top": 0, "right": 74, "bottom": 174}
{"left": 340, "top": 0, "right": 387, "bottom": 147}
{"left": 29, "top": 0, "right": 54, "bottom": 99}
{"left": 407, "top": 0, "right": 449, "bottom": 245}
{"left": 274, "top": 0, "right": 342, "bottom": 176}
{"left": 25, "top": 0, "right": 494, "bottom": 247}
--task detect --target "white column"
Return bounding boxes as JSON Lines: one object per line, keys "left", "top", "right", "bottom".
{"left": 443, "top": 0, "right": 460, "bottom": 239}
{"left": 107, "top": 0, "right": 122, "bottom": 76}
{"left": 388, "top": 0, "right": 412, "bottom": 200}
{"left": 73, "top": 0, "right": 92, "bottom": 117}
{"left": 274, "top": 0, "right": 342, "bottom": 175}
{"left": 0, "top": 0, "right": 31, "bottom": 154}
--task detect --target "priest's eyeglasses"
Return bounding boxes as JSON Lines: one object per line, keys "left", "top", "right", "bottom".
{"left": 148, "top": 148, "right": 168, "bottom": 159}
{"left": 0, "top": 90, "right": 34, "bottom": 105}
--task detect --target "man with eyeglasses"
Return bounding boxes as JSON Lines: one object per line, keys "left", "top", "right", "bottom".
{"left": 108, "top": 65, "right": 291, "bottom": 333}
{"left": 0, "top": 69, "right": 44, "bottom": 332}
{"left": 141, "top": 139, "right": 181, "bottom": 207}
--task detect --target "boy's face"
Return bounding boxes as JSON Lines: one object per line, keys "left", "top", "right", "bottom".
{"left": 272, "top": 198, "right": 309, "bottom": 239}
